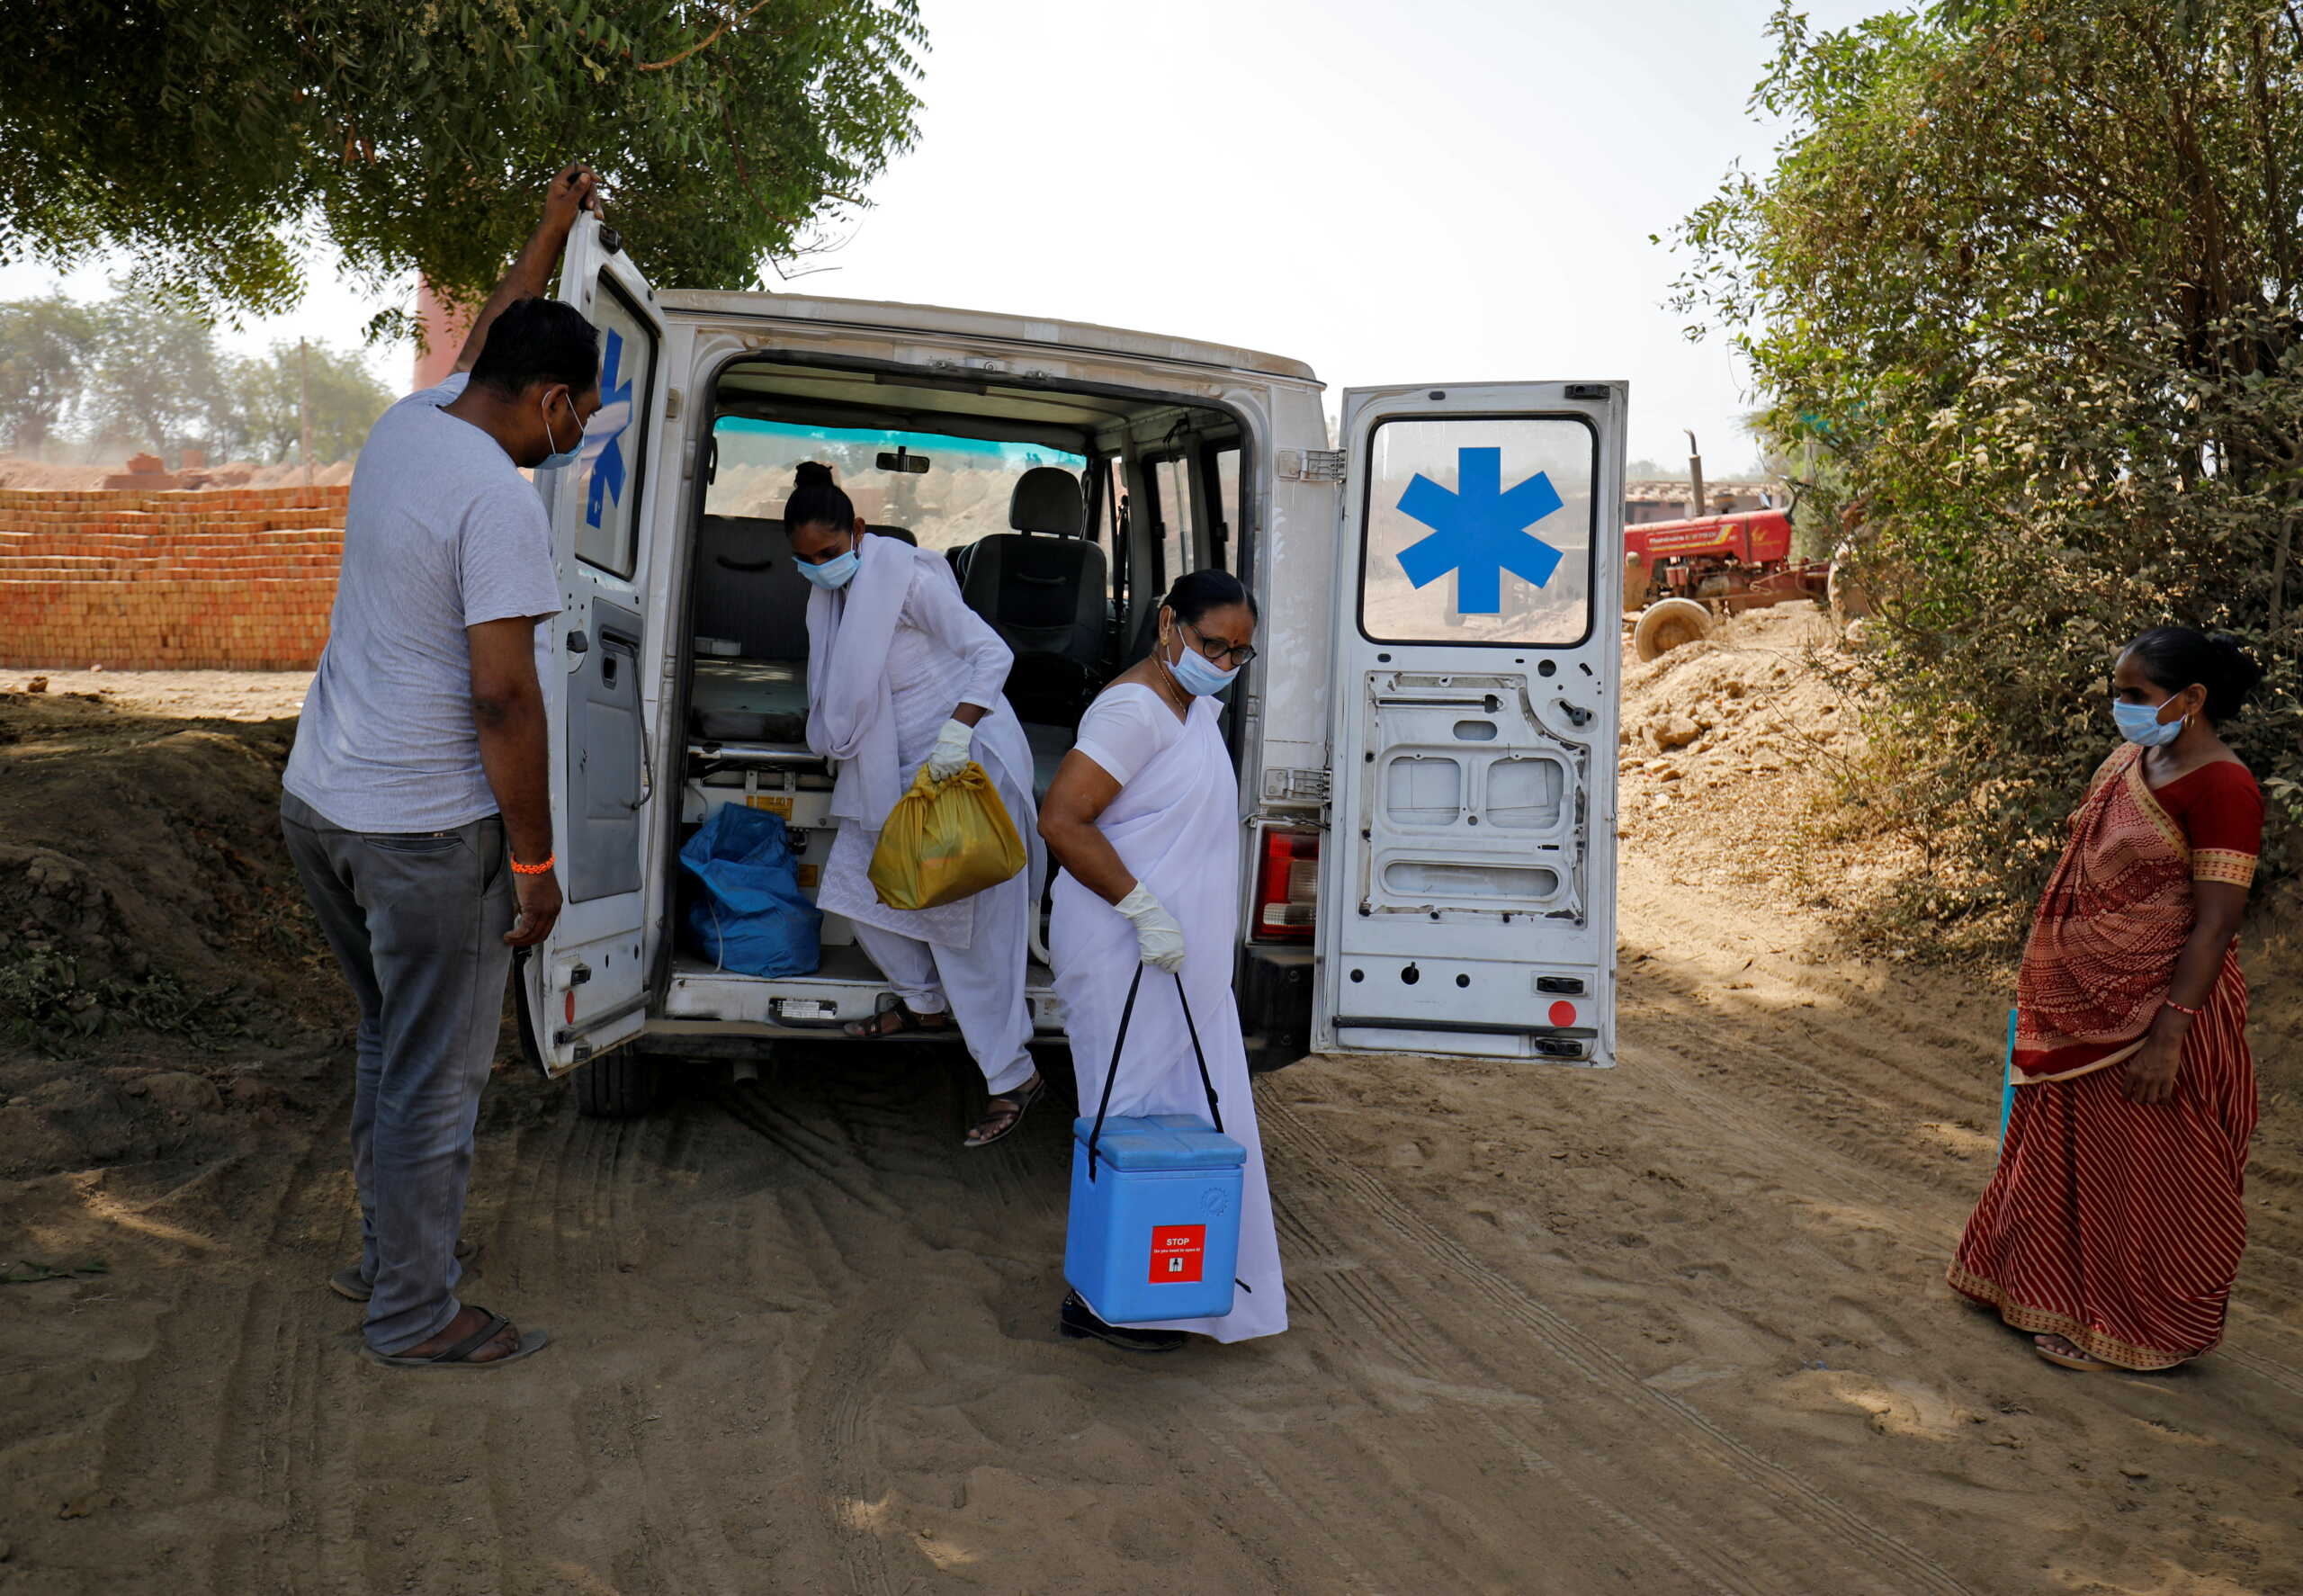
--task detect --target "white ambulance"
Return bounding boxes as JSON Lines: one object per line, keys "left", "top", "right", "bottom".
{"left": 518, "top": 216, "right": 1625, "bottom": 1116}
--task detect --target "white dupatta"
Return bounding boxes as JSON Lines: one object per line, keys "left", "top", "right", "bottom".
{"left": 804, "top": 533, "right": 909, "bottom": 829}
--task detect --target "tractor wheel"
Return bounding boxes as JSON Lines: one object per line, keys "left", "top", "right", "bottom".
{"left": 1633, "top": 598, "right": 1713, "bottom": 662}
{"left": 573, "top": 1048, "right": 662, "bottom": 1120}
{"left": 1827, "top": 559, "right": 1872, "bottom": 623}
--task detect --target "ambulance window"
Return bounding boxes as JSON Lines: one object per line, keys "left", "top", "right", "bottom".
{"left": 1210, "top": 445, "right": 1241, "bottom": 571}
{"left": 704, "top": 420, "right": 1084, "bottom": 553}
{"left": 1151, "top": 455, "right": 1194, "bottom": 587}
{"left": 1358, "top": 416, "right": 1597, "bottom": 647}
{"left": 576, "top": 278, "right": 657, "bottom": 578}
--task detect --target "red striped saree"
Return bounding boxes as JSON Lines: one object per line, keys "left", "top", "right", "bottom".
{"left": 1949, "top": 745, "right": 2263, "bottom": 1369}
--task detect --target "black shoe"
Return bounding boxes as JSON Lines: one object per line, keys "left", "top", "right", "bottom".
{"left": 1059, "top": 1291, "right": 1187, "bottom": 1352}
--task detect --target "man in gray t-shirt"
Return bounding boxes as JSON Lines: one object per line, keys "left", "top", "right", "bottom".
{"left": 282, "top": 165, "right": 603, "bottom": 1369}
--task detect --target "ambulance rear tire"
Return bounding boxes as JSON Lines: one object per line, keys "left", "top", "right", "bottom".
{"left": 1633, "top": 598, "right": 1713, "bottom": 662}
{"left": 574, "top": 1048, "right": 661, "bottom": 1119}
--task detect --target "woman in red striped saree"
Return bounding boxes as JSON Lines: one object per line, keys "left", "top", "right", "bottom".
{"left": 1951, "top": 627, "right": 2267, "bottom": 1372}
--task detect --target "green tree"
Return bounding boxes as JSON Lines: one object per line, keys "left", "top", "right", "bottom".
{"left": 83, "top": 297, "right": 233, "bottom": 456}
{"left": 225, "top": 342, "right": 397, "bottom": 465}
{"left": 1678, "top": 0, "right": 2303, "bottom": 913}
{"left": 0, "top": 3, "right": 926, "bottom": 330}
{"left": 0, "top": 296, "right": 96, "bottom": 454}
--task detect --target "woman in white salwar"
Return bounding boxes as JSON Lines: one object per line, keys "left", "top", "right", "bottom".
{"left": 784, "top": 463, "right": 1047, "bottom": 1147}
{"left": 1040, "top": 570, "right": 1287, "bottom": 1350}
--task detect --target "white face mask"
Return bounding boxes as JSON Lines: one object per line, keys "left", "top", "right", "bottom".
{"left": 797, "top": 530, "right": 862, "bottom": 590}
{"left": 537, "top": 390, "right": 582, "bottom": 470}
{"left": 2111, "top": 697, "right": 2185, "bottom": 747}
{"left": 1165, "top": 632, "right": 1240, "bottom": 696}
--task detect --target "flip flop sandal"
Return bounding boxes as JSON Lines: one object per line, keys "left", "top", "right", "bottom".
{"left": 328, "top": 1237, "right": 480, "bottom": 1303}
{"left": 843, "top": 1000, "right": 954, "bottom": 1040}
{"left": 2035, "top": 1336, "right": 2116, "bottom": 1372}
{"left": 964, "top": 1074, "right": 1045, "bottom": 1149}
{"left": 363, "top": 1307, "right": 549, "bottom": 1370}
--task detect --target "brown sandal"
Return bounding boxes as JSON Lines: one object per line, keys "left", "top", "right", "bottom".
{"left": 363, "top": 1307, "right": 549, "bottom": 1370}
{"left": 844, "top": 1000, "right": 954, "bottom": 1040}
{"left": 964, "top": 1073, "right": 1045, "bottom": 1149}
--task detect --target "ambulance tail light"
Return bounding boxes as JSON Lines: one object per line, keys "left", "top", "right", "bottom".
{"left": 1253, "top": 827, "right": 1320, "bottom": 942}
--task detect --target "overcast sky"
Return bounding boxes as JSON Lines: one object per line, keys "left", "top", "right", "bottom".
{"left": 1, "top": 0, "right": 1887, "bottom": 470}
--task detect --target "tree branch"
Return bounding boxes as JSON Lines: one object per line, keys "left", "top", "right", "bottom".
{"left": 639, "top": 0, "right": 777, "bottom": 73}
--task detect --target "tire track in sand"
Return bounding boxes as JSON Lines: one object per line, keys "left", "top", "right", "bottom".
{"left": 1627, "top": 998, "right": 2303, "bottom": 1406}
{"left": 85, "top": 1088, "right": 365, "bottom": 1595}
{"left": 1623, "top": 882, "right": 2303, "bottom": 1395}
{"left": 1261, "top": 1095, "right": 1977, "bottom": 1596}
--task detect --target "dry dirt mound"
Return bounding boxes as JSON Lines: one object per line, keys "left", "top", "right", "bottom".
{"left": 1617, "top": 605, "right": 1868, "bottom": 898}
{"left": 0, "top": 690, "right": 345, "bottom": 1179}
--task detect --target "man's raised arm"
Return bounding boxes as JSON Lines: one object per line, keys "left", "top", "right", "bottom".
{"left": 452, "top": 164, "right": 603, "bottom": 374}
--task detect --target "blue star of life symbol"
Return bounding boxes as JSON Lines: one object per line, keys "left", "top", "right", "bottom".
{"left": 1393, "top": 446, "right": 1565, "bottom": 614}
{"left": 585, "top": 327, "right": 633, "bottom": 530}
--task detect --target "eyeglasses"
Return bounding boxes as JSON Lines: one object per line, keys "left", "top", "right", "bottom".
{"left": 1182, "top": 619, "right": 1256, "bottom": 669}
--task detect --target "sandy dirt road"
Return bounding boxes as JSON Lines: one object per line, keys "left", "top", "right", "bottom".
{"left": 3, "top": 635, "right": 2299, "bottom": 1595}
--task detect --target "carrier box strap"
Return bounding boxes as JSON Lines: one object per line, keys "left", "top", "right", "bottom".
{"left": 1085, "top": 965, "right": 1222, "bottom": 1182}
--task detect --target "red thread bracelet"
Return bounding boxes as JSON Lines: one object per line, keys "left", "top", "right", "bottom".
{"left": 510, "top": 853, "right": 556, "bottom": 876}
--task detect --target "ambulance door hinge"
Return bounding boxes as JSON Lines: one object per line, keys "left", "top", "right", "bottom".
{"left": 1277, "top": 449, "right": 1346, "bottom": 483}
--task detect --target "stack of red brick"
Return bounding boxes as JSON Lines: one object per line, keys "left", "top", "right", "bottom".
{"left": 0, "top": 487, "right": 349, "bottom": 670}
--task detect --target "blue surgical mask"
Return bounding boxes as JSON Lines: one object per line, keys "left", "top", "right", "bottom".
{"left": 2112, "top": 698, "right": 2184, "bottom": 748}
{"left": 537, "top": 391, "right": 581, "bottom": 471}
{"left": 799, "top": 546, "right": 860, "bottom": 590}
{"left": 1167, "top": 636, "right": 1240, "bottom": 697}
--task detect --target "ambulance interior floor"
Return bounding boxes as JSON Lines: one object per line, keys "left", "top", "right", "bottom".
{"left": 668, "top": 939, "right": 1057, "bottom": 992}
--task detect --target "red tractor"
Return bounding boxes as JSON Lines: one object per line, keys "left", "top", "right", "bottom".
{"left": 1622, "top": 507, "right": 1831, "bottom": 660}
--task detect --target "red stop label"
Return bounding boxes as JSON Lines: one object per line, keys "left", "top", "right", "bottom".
{"left": 1149, "top": 1224, "right": 1206, "bottom": 1283}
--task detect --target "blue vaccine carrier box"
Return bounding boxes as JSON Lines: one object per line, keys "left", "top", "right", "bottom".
{"left": 1066, "top": 1113, "right": 1245, "bottom": 1324}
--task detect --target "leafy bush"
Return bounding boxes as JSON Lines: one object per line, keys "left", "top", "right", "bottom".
{"left": 1678, "top": 0, "right": 2303, "bottom": 914}
{"left": 0, "top": 950, "right": 245, "bottom": 1053}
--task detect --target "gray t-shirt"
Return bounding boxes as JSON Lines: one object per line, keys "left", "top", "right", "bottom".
{"left": 284, "top": 372, "right": 560, "bottom": 832}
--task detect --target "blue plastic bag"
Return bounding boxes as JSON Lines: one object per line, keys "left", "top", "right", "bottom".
{"left": 678, "top": 805, "right": 822, "bottom": 978}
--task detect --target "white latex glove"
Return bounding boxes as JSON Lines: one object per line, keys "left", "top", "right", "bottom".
{"left": 1116, "top": 883, "right": 1186, "bottom": 974}
{"left": 925, "top": 717, "right": 975, "bottom": 782}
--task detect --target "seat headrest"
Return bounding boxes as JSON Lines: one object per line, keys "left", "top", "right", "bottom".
{"left": 1009, "top": 467, "right": 1084, "bottom": 535}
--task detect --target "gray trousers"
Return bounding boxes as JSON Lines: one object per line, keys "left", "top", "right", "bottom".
{"left": 281, "top": 793, "right": 515, "bottom": 1352}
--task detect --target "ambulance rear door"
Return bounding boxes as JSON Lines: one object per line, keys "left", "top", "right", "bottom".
{"left": 1313, "top": 382, "right": 1626, "bottom": 1064}
{"left": 519, "top": 213, "right": 668, "bottom": 1076}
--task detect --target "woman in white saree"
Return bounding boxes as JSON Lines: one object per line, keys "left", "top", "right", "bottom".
{"left": 784, "top": 463, "right": 1046, "bottom": 1147}
{"left": 1039, "top": 570, "right": 1288, "bottom": 1350}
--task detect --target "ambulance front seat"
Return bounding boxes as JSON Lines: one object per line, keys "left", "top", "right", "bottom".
{"left": 959, "top": 468, "right": 1107, "bottom": 726}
